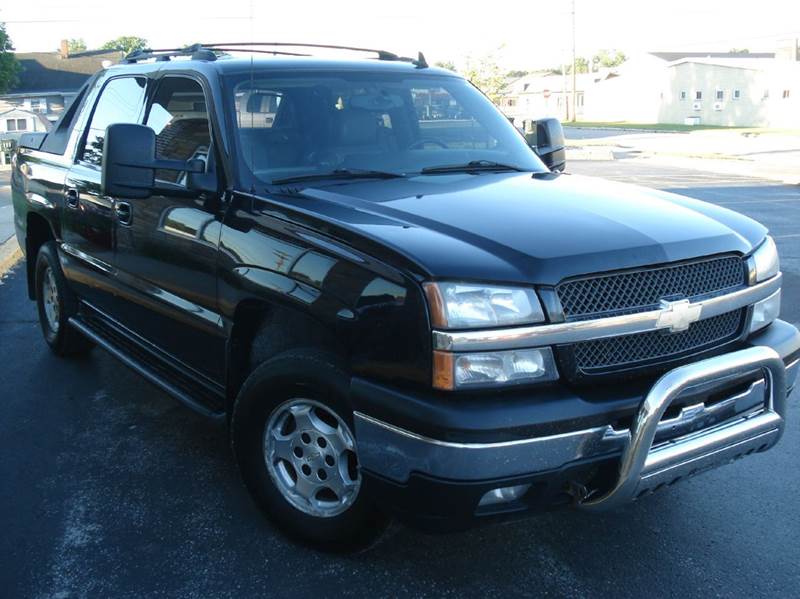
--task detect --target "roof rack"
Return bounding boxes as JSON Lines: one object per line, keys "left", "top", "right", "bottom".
{"left": 123, "top": 45, "right": 219, "bottom": 63}
{"left": 198, "top": 42, "right": 426, "bottom": 67}
{"left": 124, "top": 42, "right": 429, "bottom": 68}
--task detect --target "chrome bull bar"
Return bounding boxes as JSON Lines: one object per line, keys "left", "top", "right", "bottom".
{"left": 581, "top": 346, "right": 786, "bottom": 510}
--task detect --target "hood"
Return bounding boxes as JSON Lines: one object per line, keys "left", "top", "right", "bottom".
{"left": 267, "top": 172, "right": 767, "bottom": 285}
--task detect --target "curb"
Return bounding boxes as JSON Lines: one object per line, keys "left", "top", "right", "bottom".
{"left": 0, "top": 236, "right": 22, "bottom": 277}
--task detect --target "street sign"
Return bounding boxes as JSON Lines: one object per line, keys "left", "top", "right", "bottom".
{"left": 543, "top": 89, "right": 551, "bottom": 99}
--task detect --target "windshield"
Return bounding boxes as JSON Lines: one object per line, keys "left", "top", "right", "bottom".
{"left": 225, "top": 70, "right": 548, "bottom": 185}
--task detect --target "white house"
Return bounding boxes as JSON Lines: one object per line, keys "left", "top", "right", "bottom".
{"left": 503, "top": 41, "right": 800, "bottom": 128}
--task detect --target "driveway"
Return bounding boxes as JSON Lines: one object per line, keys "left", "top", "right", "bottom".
{"left": 1, "top": 161, "right": 798, "bottom": 598}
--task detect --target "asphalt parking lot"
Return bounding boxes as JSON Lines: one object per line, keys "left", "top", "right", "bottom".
{"left": 1, "top": 160, "right": 798, "bottom": 598}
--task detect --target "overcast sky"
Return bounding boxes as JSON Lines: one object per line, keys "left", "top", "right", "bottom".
{"left": 3, "top": 0, "right": 799, "bottom": 70}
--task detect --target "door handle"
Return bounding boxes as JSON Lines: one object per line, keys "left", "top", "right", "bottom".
{"left": 115, "top": 201, "right": 132, "bottom": 225}
{"left": 65, "top": 188, "right": 79, "bottom": 209}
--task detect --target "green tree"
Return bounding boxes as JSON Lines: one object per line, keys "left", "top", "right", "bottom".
{"left": 506, "top": 69, "right": 530, "bottom": 79}
{"left": 434, "top": 60, "right": 456, "bottom": 72}
{"left": 101, "top": 36, "right": 148, "bottom": 55}
{"left": 570, "top": 57, "right": 590, "bottom": 74}
{"left": 67, "top": 38, "right": 87, "bottom": 53}
{"left": 729, "top": 47, "right": 750, "bottom": 54}
{"left": 0, "top": 23, "right": 20, "bottom": 94}
{"left": 463, "top": 51, "right": 506, "bottom": 102}
{"left": 592, "top": 49, "right": 627, "bottom": 69}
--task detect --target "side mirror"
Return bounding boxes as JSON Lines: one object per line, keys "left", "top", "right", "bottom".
{"left": 101, "top": 123, "right": 205, "bottom": 198}
{"left": 525, "top": 118, "right": 566, "bottom": 172}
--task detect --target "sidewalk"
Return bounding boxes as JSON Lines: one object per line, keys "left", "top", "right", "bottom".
{"left": 0, "top": 167, "right": 21, "bottom": 275}
{"left": 565, "top": 128, "right": 800, "bottom": 184}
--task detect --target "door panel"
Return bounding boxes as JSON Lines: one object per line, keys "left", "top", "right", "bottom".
{"left": 61, "top": 76, "right": 147, "bottom": 312}
{"left": 111, "top": 76, "right": 226, "bottom": 381}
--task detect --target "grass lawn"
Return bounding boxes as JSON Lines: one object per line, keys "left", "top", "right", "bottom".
{"left": 566, "top": 122, "right": 800, "bottom": 135}
{"left": 565, "top": 121, "right": 737, "bottom": 132}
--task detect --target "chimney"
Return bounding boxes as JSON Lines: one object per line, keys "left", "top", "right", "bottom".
{"left": 59, "top": 39, "right": 69, "bottom": 59}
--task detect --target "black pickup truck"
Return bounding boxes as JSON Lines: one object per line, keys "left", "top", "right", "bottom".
{"left": 12, "top": 44, "right": 799, "bottom": 550}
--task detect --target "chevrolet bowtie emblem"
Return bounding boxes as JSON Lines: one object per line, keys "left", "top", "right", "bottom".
{"left": 655, "top": 299, "right": 702, "bottom": 333}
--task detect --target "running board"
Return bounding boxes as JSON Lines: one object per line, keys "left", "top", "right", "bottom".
{"left": 68, "top": 315, "right": 226, "bottom": 421}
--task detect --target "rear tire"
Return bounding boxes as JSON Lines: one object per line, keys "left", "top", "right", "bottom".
{"left": 231, "top": 350, "right": 388, "bottom": 551}
{"left": 35, "top": 241, "right": 94, "bottom": 357}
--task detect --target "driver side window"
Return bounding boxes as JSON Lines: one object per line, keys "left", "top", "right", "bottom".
{"left": 145, "top": 77, "right": 212, "bottom": 185}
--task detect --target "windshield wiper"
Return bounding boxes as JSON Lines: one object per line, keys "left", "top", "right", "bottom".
{"left": 420, "top": 160, "right": 528, "bottom": 175}
{"left": 271, "top": 169, "right": 406, "bottom": 185}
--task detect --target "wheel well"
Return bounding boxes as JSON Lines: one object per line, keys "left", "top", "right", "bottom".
{"left": 25, "top": 213, "right": 56, "bottom": 300}
{"left": 225, "top": 300, "right": 346, "bottom": 411}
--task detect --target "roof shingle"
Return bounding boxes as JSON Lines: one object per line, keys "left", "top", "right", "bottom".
{"left": 9, "top": 49, "right": 124, "bottom": 94}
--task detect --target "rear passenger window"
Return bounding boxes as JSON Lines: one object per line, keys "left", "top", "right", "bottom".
{"left": 145, "top": 77, "right": 212, "bottom": 184}
{"left": 80, "top": 76, "right": 147, "bottom": 166}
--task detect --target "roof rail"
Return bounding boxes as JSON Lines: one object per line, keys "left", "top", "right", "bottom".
{"left": 197, "top": 42, "right": 429, "bottom": 68}
{"left": 123, "top": 45, "right": 219, "bottom": 63}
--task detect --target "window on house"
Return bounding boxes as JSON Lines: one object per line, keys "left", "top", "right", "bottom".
{"left": 783, "top": 89, "right": 791, "bottom": 99}
{"left": 695, "top": 91, "right": 703, "bottom": 100}
{"left": 679, "top": 91, "right": 687, "bottom": 101}
{"left": 763, "top": 89, "right": 770, "bottom": 100}
{"left": 715, "top": 90, "right": 724, "bottom": 101}
{"left": 7, "top": 118, "right": 27, "bottom": 131}
{"left": 577, "top": 93, "right": 584, "bottom": 107}
{"left": 733, "top": 89, "right": 741, "bottom": 100}
{"left": 32, "top": 98, "right": 48, "bottom": 113}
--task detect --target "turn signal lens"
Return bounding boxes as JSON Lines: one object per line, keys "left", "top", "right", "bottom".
{"left": 749, "top": 289, "right": 781, "bottom": 333}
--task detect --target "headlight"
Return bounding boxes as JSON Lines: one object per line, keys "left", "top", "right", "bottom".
{"left": 751, "top": 236, "right": 780, "bottom": 283}
{"left": 749, "top": 289, "right": 781, "bottom": 334}
{"left": 433, "top": 347, "right": 559, "bottom": 390}
{"left": 424, "top": 282, "right": 545, "bottom": 329}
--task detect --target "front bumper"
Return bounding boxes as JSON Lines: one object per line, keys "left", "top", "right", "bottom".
{"left": 352, "top": 319, "right": 799, "bottom": 530}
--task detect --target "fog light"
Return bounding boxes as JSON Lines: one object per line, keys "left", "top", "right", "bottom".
{"left": 750, "top": 289, "right": 781, "bottom": 333}
{"left": 478, "top": 484, "right": 531, "bottom": 507}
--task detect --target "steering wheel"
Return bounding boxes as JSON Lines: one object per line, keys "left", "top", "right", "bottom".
{"left": 407, "top": 138, "right": 449, "bottom": 150}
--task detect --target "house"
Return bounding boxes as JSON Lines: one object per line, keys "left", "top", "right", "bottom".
{"left": 658, "top": 55, "right": 800, "bottom": 127}
{"left": 581, "top": 41, "right": 799, "bottom": 127}
{"left": 0, "top": 101, "right": 52, "bottom": 165}
{"left": 498, "top": 40, "right": 799, "bottom": 128}
{"left": 498, "top": 71, "right": 604, "bottom": 128}
{"left": 1, "top": 40, "right": 123, "bottom": 126}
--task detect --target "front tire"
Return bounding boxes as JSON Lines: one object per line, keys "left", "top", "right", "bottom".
{"left": 231, "top": 350, "right": 388, "bottom": 551}
{"left": 35, "top": 241, "right": 93, "bottom": 357}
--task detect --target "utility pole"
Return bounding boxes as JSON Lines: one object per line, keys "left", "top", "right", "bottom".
{"left": 571, "top": 0, "right": 577, "bottom": 122}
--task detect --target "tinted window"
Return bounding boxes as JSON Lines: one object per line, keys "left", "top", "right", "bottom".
{"left": 80, "top": 76, "right": 147, "bottom": 166}
{"left": 227, "top": 71, "right": 546, "bottom": 184}
{"left": 146, "top": 77, "right": 212, "bottom": 184}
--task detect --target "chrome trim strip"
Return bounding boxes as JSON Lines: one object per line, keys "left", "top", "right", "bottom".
{"left": 433, "top": 274, "right": 782, "bottom": 352}
{"left": 353, "top": 411, "right": 629, "bottom": 482}
{"left": 580, "top": 346, "right": 786, "bottom": 510}
{"left": 60, "top": 242, "right": 115, "bottom": 274}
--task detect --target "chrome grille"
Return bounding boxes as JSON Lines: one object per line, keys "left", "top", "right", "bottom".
{"left": 570, "top": 309, "right": 745, "bottom": 374}
{"left": 557, "top": 256, "right": 746, "bottom": 319}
